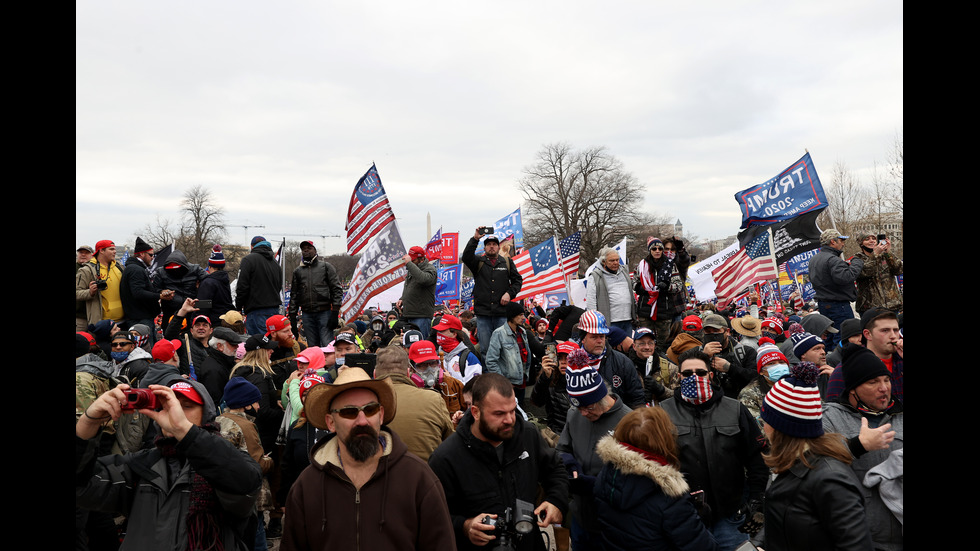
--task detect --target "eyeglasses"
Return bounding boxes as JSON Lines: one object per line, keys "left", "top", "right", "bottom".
{"left": 577, "top": 402, "right": 603, "bottom": 413}
{"left": 330, "top": 402, "right": 382, "bottom": 419}
{"left": 650, "top": 246, "right": 664, "bottom": 251}
{"left": 680, "top": 369, "right": 709, "bottom": 378}
{"left": 111, "top": 342, "right": 134, "bottom": 348}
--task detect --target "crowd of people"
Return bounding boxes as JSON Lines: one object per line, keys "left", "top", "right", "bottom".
{"left": 76, "top": 226, "right": 903, "bottom": 551}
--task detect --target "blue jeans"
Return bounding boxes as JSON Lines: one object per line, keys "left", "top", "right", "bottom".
{"left": 708, "top": 512, "right": 749, "bottom": 551}
{"left": 610, "top": 319, "right": 634, "bottom": 336}
{"left": 407, "top": 317, "right": 431, "bottom": 340}
{"left": 245, "top": 307, "right": 279, "bottom": 336}
{"left": 302, "top": 310, "right": 335, "bottom": 347}
{"left": 818, "top": 301, "right": 856, "bottom": 348}
{"left": 255, "top": 512, "right": 268, "bottom": 551}
{"left": 476, "top": 316, "right": 507, "bottom": 348}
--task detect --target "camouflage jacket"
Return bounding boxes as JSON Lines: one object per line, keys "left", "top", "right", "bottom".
{"left": 738, "top": 376, "right": 772, "bottom": 432}
{"left": 854, "top": 250, "right": 903, "bottom": 313}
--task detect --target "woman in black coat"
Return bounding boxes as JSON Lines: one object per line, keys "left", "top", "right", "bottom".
{"left": 593, "top": 407, "right": 718, "bottom": 551}
{"left": 760, "top": 363, "right": 873, "bottom": 551}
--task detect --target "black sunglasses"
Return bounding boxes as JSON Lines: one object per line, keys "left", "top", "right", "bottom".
{"left": 330, "top": 402, "right": 382, "bottom": 419}
{"left": 680, "top": 369, "right": 709, "bottom": 378}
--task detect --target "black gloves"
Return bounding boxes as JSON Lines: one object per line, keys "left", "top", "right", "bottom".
{"left": 738, "top": 498, "right": 765, "bottom": 536}
{"left": 327, "top": 309, "right": 340, "bottom": 331}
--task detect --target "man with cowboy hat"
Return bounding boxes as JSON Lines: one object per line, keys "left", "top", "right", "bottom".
{"left": 281, "top": 367, "right": 454, "bottom": 550}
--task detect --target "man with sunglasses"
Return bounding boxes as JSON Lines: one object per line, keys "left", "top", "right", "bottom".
{"left": 282, "top": 367, "right": 455, "bottom": 550}
{"left": 661, "top": 348, "right": 768, "bottom": 551}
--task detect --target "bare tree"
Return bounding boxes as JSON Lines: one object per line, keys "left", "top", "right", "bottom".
{"left": 518, "top": 143, "right": 657, "bottom": 273}
{"left": 179, "top": 185, "right": 228, "bottom": 265}
{"left": 816, "top": 160, "right": 872, "bottom": 257}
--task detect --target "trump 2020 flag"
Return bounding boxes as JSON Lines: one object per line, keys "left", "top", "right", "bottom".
{"left": 425, "top": 228, "right": 443, "bottom": 263}
{"left": 435, "top": 264, "right": 462, "bottom": 302}
{"left": 513, "top": 237, "right": 566, "bottom": 300}
{"left": 711, "top": 229, "right": 779, "bottom": 306}
{"left": 734, "top": 152, "right": 828, "bottom": 229}
{"left": 346, "top": 164, "right": 397, "bottom": 255}
{"left": 341, "top": 222, "right": 407, "bottom": 321}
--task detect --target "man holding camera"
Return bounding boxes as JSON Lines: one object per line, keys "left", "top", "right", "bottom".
{"left": 461, "top": 226, "right": 523, "bottom": 348}
{"left": 428, "top": 372, "right": 569, "bottom": 551}
{"left": 76, "top": 379, "right": 263, "bottom": 551}
{"left": 76, "top": 239, "right": 125, "bottom": 331}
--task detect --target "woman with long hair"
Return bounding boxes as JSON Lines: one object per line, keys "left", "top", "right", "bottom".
{"left": 593, "top": 407, "right": 718, "bottom": 551}
{"left": 760, "top": 363, "right": 873, "bottom": 551}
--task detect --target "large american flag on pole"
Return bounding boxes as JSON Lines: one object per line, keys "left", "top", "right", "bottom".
{"left": 711, "top": 229, "right": 779, "bottom": 306}
{"left": 559, "top": 231, "right": 582, "bottom": 280}
{"left": 345, "top": 164, "right": 397, "bottom": 255}
{"left": 513, "top": 237, "right": 566, "bottom": 300}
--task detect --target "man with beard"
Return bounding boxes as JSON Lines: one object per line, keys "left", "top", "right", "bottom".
{"left": 661, "top": 348, "right": 768, "bottom": 551}
{"left": 288, "top": 240, "right": 343, "bottom": 347}
{"left": 281, "top": 367, "right": 455, "bottom": 551}
{"left": 853, "top": 233, "right": 903, "bottom": 315}
{"left": 76, "top": 379, "right": 262, "bottom": 551}
{"left": 265, "top": 314, "right": 306, "bottom": 388}
{"left": 428, "top": 373, "right": 569, "bottom": 551}
{"left": 822, "top": 345, "right": 903, "bottom": 551}
{"left": 825, "top": 308, "right": 904, "bottom": 404}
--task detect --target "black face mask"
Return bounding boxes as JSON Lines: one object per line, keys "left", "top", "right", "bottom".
{"left": 702, "top": 332, "right": 726, "bottom": 345}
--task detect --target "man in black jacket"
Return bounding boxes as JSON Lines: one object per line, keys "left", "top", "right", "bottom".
{"left": 428, "top": 373, "right": 568, "bottom": 551}
{"left": 287, "top": 240, "right": 343, "bottom": 346}
{"left": 808, "top": 229, "right": 864, "bottom": 345}
{"left": 236, "top": 236, "right": 283, "bottom": 335}
{"left": 461, "top": 228, "right": 523, "bottom": 349}
{"left": 661, "top": 348, "right": 769, "bottom": 551}
{"left": 120, "top": 237, "right": 172, "bottom": 343}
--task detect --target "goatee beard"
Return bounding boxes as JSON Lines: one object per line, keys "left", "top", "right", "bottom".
{"left": 346, "top": 425, "right": 381, "bottom": 462}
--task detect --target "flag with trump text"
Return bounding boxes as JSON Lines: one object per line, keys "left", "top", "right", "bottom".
{"left": 346, "top": 164, "right": 397, "bottom": 255}
{"left": 710, "top": 229, "right": 779, "bottom": 307}
{"left": 513, "top": 237, "right": 566, "bottom": 300}
{"left": 341, "top": 223, "right": 407, "bottom": 322}
{"left": 559, "top": 232, "right": 582, "bottom": 280}
{"left": 425, "top": 228, "right": 443, "bottom": 263}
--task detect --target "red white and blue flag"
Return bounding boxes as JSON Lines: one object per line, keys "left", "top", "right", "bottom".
{"left": 425, "top": 228, "right": 443, "bottom": 263}
{"left": 559, "top": 231, "right": 582, "bottom": 280}
{"left": 711, "top": 230, "right": 779, "bottom": 307}
{"left": 513, "top": 237, "right": 566, "bottom": 300}
{"left": 341, "top": 222, "right": 407, "bottom": 321}
{"left": 345, "top": 164, "right": 397, "bottom": 255}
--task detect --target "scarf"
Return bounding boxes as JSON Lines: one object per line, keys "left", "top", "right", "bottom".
{"left": 636, "top": 255, "right": 674, "bottom": 320}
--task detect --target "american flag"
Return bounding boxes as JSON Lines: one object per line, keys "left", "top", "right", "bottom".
{"left": 341, "top": 222, "right": 407, "bottom": 321}
{"left": 559, "top": 232, "right": 582, "bottom": 280}
{"left": 345, "top": 164, "right": 397, "bottom": 255}
{"left": 711, "top": 230, "right": 778, "bottom": 306}
{"left": 513, "top": 237, "right": 566, "bottom": 300}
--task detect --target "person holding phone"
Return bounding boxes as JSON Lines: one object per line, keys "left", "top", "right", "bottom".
{"left": 853, "top": 233, "right": 903, "bottom": 315}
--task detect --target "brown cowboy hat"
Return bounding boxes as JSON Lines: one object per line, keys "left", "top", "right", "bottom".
{"left": 731, "top": 316, "right": 762, "bottom": 337}
{"left": 303, "top": 367, "right": 396, "bottom": 429}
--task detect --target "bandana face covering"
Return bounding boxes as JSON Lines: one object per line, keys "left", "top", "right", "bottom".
{"left": 436, "top": 333, "right": 459, "bottom": 351}
{"left": 111, "top": 351, "right": 131, "bottom": 362}
{"left": 680, "top": 374, "right": 713, "bottom": 405}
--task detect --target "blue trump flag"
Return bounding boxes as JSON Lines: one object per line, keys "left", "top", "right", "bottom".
{"left": 435, "top": 264, "right": 462, "bottom": 302}
{"left": 735, "top": 152, "right": 828, "bottom": 229}
{"left": 475, "top": 207, "right": 524, "bottom": 255}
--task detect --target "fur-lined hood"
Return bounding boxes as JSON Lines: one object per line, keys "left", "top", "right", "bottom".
{"left": 595, "top": 434, "right": 689, "bottom": 498}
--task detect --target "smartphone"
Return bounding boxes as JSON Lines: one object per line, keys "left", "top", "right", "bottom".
{"left": 877, "top": 233, "right": 887, "bottom": 245}
{"left": 480, "top": 226, "right": 494, "bottom": 235}
{"left": 545, "top": 343, "right": 557, "bottom": 365}
{"left": 196, "top": 299, "right": 213, "bottom": 309}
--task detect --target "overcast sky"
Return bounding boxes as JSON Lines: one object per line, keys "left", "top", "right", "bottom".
{"left": 76, "top": 1, "right": 902, "bottom": 258}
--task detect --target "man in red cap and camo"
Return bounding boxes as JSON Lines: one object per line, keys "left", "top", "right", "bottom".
{"left": 397, "top": 245, "right": 438, "bottom": 339}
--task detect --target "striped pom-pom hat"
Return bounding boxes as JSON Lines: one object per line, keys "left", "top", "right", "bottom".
{"left": 760, "top": 361, "right": 824, "bottom": 438}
